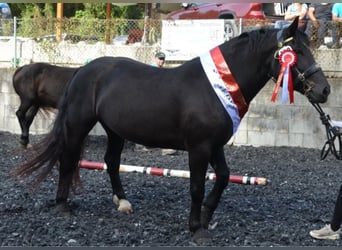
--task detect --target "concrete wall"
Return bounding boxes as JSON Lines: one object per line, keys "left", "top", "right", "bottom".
{"left": 234, "top": 80, "right": 342, "bottom": 148}
{"left": 2, "top": 67, "right": 341, "bottom": 149}
{"left": 0, "top": 38, "right": 157, "bottom": 67}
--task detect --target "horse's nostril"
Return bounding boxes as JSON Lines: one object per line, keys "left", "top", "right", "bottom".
{"left": 323, "top": 86, "right": 330, "bottom": 96}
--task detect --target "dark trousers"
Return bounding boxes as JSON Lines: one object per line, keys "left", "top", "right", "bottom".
{"left": 331, "top": 21, "right": 342, "bottom": 45}
{"left": 331, "top": 184, "right": 342, "bottom": 231}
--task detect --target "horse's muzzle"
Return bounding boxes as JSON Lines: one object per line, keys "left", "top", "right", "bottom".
{"left": 306, "top": 84, "right": 330, "bottom": 104}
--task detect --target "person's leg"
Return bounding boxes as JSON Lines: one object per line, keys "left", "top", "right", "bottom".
{"left": 330, "top": 21, "right": 341, "bottom": 48}
{"left": 332, "top": 22, "right": 338, "bottom": 44}
{"left": 317, "top": 20, "right": 326, "bottom": 46}
{"left": 306, "top": 21, "right": 319, "bottom": 48}
{"left": 309, "top": 184, "right": 342, "bottom": 240}
{"left": 274, "top": 20, "right": 291, "bottom": 29}
{"left": 336, "top": 22, "right": 342, "bottom": 47}
{"left": 331, "top": 184, "right": 342, "bottom": 231}
{"left": 304, "top": 21, "right": 312, "bottom": 37}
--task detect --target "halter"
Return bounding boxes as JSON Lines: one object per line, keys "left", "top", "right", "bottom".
{"left": 274, "top": 30, "right": 322, "bottom": 96}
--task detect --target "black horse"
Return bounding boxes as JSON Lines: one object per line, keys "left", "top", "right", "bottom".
{"left": 12, "top": 18, "right": 330, "bottom": 242}
{"left": 12, "top": 63, "right": 78, "bottom": 147}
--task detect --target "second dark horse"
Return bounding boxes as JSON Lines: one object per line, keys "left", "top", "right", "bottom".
{"left": 12, "top": 18, "right": 330, "bottom": 242}
{"left": 12, "top": 63, "right": 77, "bottom": 147}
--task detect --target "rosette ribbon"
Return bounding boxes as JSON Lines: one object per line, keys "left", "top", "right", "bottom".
{"left": 271, "top": 48, "right": 297, "bottom": 103}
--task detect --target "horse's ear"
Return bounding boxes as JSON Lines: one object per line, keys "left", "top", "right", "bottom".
{"left": 283, "top": 16, "right": 299, "bottom": 38}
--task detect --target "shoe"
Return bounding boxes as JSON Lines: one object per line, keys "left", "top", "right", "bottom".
{"left": 161, "top": 149, "right": 177, "bottom": 155}
{"left": 318, "top": 45, "right": 328, "bottom": 50}
{"left": 327, "top": 42, "right": 341, "bottom": 49}
{"left": 135, "top": 144, "right": 149, "bottom": 152}
{"left": 309, "top": 224, "right": 340, "bottom": 240}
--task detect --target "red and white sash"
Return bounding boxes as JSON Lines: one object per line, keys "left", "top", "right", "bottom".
{"left": 200, "top": 47, "right": 248, "bottom": 134}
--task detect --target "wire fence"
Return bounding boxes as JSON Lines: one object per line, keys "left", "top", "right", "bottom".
{"left": 0, "top": 17, "right": 341, "bottom": 69}
{"left": 1, "top": 17, "right": 163, "bottom": 44}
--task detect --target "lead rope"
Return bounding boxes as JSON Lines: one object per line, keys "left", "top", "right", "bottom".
{"left": 311, "top": 102, "right": 342, "bottom": 160}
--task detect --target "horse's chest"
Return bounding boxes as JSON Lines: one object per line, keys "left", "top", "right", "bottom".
{"left": 200, "top": 47, "right": 249, "bottom": 134}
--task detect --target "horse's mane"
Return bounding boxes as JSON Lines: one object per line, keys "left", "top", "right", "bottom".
{"left": 236, "top": 28, "right": 275, "bottom": 50}
{"left": 228, "top": 26, "right": 310, "bottom": 55}
{"left": 216, "top": 28, "right": 276, "bottom": 69}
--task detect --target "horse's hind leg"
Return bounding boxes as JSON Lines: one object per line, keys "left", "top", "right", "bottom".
{"left": 23, "top": 106, "right": 39, "bottom": 146}
{"left": 103, "top": 129, "right": 132, "bottom": 213}
{"left": 55, "top": 127, "right": 93, "bottom": 214}
{"left": 201, "top": 147, "right": 229, "bottom": 229}
{"left": 55, "top": 150, "right": 81, "bottom": 214}
{"left": 15, "top": 99, "right": 38, "bottom": 147}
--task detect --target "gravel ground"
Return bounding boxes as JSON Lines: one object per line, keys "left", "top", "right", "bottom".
{"left": 1, "top": 131, "right": 342, "bottom": 247}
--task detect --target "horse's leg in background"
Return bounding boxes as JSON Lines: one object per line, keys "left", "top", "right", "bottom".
{"left": 201, "top": 147, "right": 229, "bottom": 229}
{"left": 187, "top": 145, "right": 211, "bottom": 241}
{"left": 15, "top": 99, "right": 38, "bottom": 147}
{"left": 23, "top": 105, "right": 39, "bottom": 144}
{"left": 103, "top": 129, "right": 133, "bottom": 213}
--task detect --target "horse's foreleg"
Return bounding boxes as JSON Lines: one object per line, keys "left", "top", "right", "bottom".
{"left": 201, "top": 147, "right": 229, "bottom": 229}
{"left": 188, "top": 147, "right": 210, "bottom": 235}
{"left": 104, "top": 132, "right": 132, "bottom": 214}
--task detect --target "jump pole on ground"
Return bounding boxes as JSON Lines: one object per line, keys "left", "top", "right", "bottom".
{"left": 79, "top": 160, "right": 269, "bottom": 186}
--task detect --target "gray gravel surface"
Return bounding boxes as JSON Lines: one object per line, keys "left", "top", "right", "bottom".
{"left": 1, "top": 131, "right": 342, "bottom": 247}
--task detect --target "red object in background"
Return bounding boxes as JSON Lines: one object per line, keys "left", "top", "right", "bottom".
{"left": 166, "top": 3, "right": 266, "bottom": 20}
{"left": 79, "top": 160, "right": 269, "bottom": 186}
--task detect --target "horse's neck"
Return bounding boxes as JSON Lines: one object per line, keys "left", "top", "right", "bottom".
{"left": 240, "top": 67, "right": 273, "bottom": 104}
{"left": 220, "top": 39, "right": 276, "bottom": 104}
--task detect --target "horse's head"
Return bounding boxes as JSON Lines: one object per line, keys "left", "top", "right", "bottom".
{"left": 270, "top": 17, "right": 330, "bottom": 103}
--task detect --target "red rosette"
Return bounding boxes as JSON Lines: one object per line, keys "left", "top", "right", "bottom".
{"left": 271, "top": 48, "right": 297, "bottom": 103}
{"left": 279, "top": 49, "right": 297, "bottom": 66}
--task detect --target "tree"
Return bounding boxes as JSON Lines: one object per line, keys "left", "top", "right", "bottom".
{"left": 8, "top": 3, "right": 144, "bottom": 19}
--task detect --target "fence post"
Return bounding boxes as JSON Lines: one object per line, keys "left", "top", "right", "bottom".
{"left": 12, "top": 16, "right": 18, "bottom": 68}
{"left": 239, "top": 18, "right": 242, "bottom": 35}
{"left": 56, "top": 3, "right": 63, "bottom": 42}
{"left": 105, "top": 3, "right": 112, "bottom": 44}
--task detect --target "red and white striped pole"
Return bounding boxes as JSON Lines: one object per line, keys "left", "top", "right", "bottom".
{"left": 79, "top": 160, "right": 268, "bottom": 186}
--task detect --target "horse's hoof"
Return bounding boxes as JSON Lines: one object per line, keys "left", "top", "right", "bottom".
{"left": 51, "top": 203, "right": 72, "bottom": 217}
{"left": 22, "top": 144, "right": 33, "bottom": 150}
{"left": 192, "top": 228, "right": 212, "bottom": 245}
{"left": 19, "top": 142, "right": 32, "bottom": 150}
{"left": 19, "top": 138, "right": 29, "bottom": 148}
{"left": 113, "top": 195, "right": 133, "bottom": 214}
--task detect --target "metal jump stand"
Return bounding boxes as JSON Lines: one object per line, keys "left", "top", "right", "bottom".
{"left": 311, "top": 103, "right": 342, "bottom": 160}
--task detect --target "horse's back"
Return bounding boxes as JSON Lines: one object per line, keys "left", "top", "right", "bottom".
{"left": 70, "top": 56, "right": 216, "bottom": 114}
{"left": 13, "top": 63, "right": 77, "bottom": 108}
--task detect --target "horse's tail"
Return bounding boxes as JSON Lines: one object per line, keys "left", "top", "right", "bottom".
{"left": 10, "top": 74, "right": 81, "bottom": 191}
